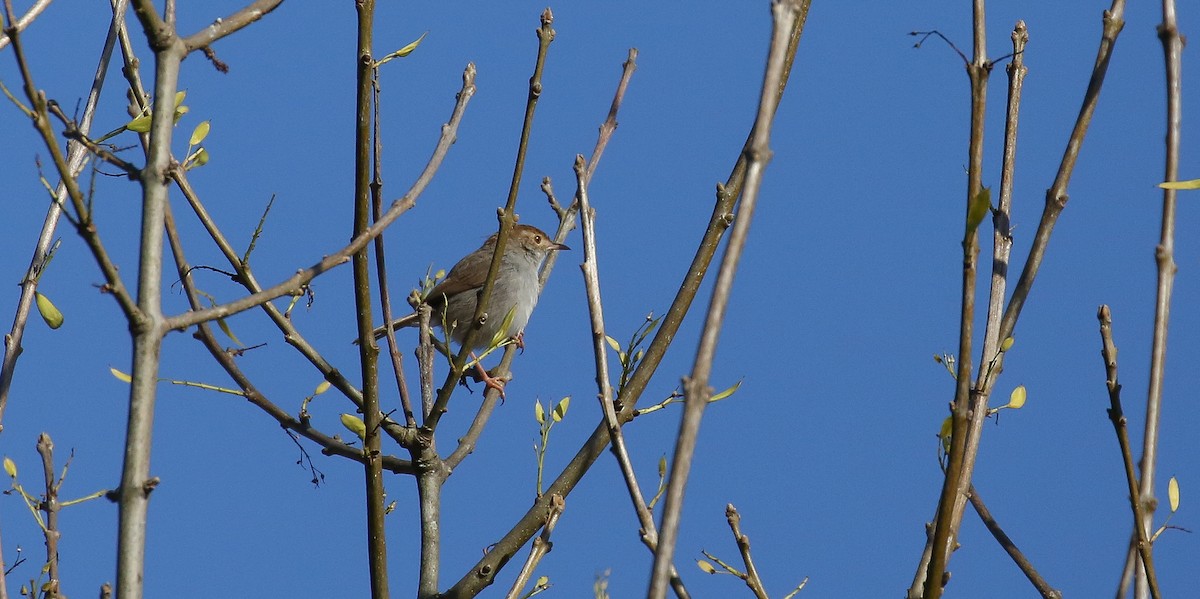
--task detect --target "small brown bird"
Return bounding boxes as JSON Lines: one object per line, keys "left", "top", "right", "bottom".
{"left": 369, "top": 224, "right": 569, "bottom": 395}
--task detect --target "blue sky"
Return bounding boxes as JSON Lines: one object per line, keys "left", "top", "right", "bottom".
{"left": 1, "top": 1, "right": 1198, "bottom": 597}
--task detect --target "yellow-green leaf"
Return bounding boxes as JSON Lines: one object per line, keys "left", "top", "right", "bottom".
{"left": 3, "top": 457, "right": 16, "bottom": 478}
{"left": 658, "top": 455, "right": 667, "bottom": 477}
{"left": 489, "top": 305, "right": 518, "bottom": 348}
{"left": 966, "top": 187, "right": 992, "bottom": 234}
{"left": 697, "top": 560, "right": 717, "bottom": 575}
{"left": 1008, "top": 385, "right": 1027, "bottom": 409}
{"left": 394, "top": 31, "right": 428, "bottom": 57}
{"left": 1171, "top": 475, "right": 1180, "bottom": 513}
{"left": 173, "top": 104, "right": 190, "bottom": 122}
{"left": 216, "top": 316, "right": 240, "bottom": 345}
{"left": 110, "top": 367, "right": 132, "bottom": 383}
{"left": 534, "top": 575, "right": 548, "bottom": 588}
{"left": 710, "top": 379, "right": 742, "bottom": 402}
{"left": 534, "top": 401, "right": 545, "bottom": 425}
{"left": 126, "top": 113, "right": 153, "bottom": 133}
{"left": 376, "top": 31, "right": 429, "bottom": 65}
{"left": 314, "top": 380, "right": 331, "bottom": 395}
{"left": 35, "top": 292, "right": 64, "bottom": 329}
{"left": 1158, "top": 179, "right": 1200, "bottom": 190}
{"left": 1001, "top": 336, "right": 1015, "bottom": 352}
{"left": 189, "top": 120, "right": 210, "bottom": 145}
{"left": 340, "top": 413, "right": 366, "bottom": 441}
{"left": 552, "top": 396, "right": 570, "bottom": 422}
{"left": 193, "top": 147, "right": 209, "bottom": 167}
{"left": 174, "top": 90, "right": 187, "bottom": 107}
{"left": 605, "top": 335, "right": 621, "bottom": 352}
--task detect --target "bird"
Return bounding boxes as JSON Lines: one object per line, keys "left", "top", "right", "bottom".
{"left": 368, "top": 223, "right": 569, "bottom": 395}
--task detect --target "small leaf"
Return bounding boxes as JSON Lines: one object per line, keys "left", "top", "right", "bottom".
{"left": 193, "top": 147, "right": 210, "bottom": 167}
{"left": 110, "top": 367, "right": 132, "bottom": 383}
{"left": 216, "top": 315, "right": 240, "bottom": 345}
{"left": 658, "top": 455, "right": 667, "bottom": 477}
{"left": 385, "top": 500, "right": 397, "bottom": 515}
{"left": 1171, "top": 475, "right": 1180, "bottom": 513}
{"left": 314, "top": 380, "right": 331, "bottom": 395}
{"left": 489, "top": 305, "right": 518, "bottom": 348}
{"left": 174, "top": 90, "right": 187, "bottom": 107}
{"left": 173, "top": 104, "right": 189, "bottom": 123}
{"left": 966, "top": 187, "right": 992, "bottom": 234}
{"left": 1001, "top": 336, "right": 1015, "bottom": 352}
{"left": 697, "top": 560, "right": 717, "bottom": 575}
{"left": 189, "top": 120, "right": 210, "bottom": 145}
{"left": 126, "top": 113, "right": 153, "bottom": 133}
{"left": 552, "top": 396, "right": 570, "bottom": 422}
{"left": 340, "top": 413, "right": 366, "bottom": 441}
{"left": 1008, "top": 385, "right": 1027, "bottom": 409}
{"left": 535, "top": 575, "right": 548, "bottom": 587}
{"left": 534, "top": 401, "right": 545, "bottom": 425}
{"left": 710, "top": 379, "right": 742, "bottom": 402}
{"left": 3, "top": 457, "right": 16, "bottom": 478}
{"left": 605, "top": 335, "right": 621, "bottom": 352}
{"left": 1158, "top": 179, "right": 1200, "bottom": 190}
{"left": 35, "top": 292, "right": 64, "bottom": 329}
{"left": 394, "top": 31, "right": 428, "bottom": 57}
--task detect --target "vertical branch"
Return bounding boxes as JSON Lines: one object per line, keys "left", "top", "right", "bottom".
{"left": 921, "top": 0, "right": 990, "bottom": 594}
{"left": 370, "top": 61, "right": 417, "bottom": 428}
{"left": 649, "top": 2, "right": 801, "bottom": 597}
{"left": 978, "top": 21, "right": 1026, "bottom": 388}
{"left": 1097, "top": 306, "right": 1161, "bottom": 599}
{"left": 1128, "top": 2, "right": 1182, "bottom": 597}
{"left": 115, "top": 3, "right": 189, "bottom": 598}
{"left": 352, "top": 2, "right": 389, "bottom": 598}
{"left": 36, "top": 434, "right": 60, "bottom": 598}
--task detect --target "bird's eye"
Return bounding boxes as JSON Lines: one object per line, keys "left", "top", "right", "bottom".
{"left": 534, "top": 235, "right": 542, "bottom": 243}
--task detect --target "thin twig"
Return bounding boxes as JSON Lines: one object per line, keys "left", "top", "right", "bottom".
{"left": 368, "top": 48, "right": 417, "bottom": 428}
{"left": 503, "top": 495, "right": 565, "bottom": 599}
{"left": 36, "top": 434, "right": 60, "bottom": 599}
{"left": 1097, "top": 305, "right": 1161, "bottom": 599}
{"left": 575, "top": 155, "right": 690, "bottom": 596}
{"left": 967, "top": 484, "right": 1062, "bottom": 599}
{"left": 181, "top": 0, "right": 282, "bottom": 52}
{"left": 0, "top": 0, "right": 51, "bottom": 50}
{"left": 725, "top": 505, "right": 769, "bottom": 599}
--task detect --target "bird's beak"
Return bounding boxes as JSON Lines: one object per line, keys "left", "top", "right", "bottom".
{"left": 552, "top": 241, "right": 570, "bottom": 251}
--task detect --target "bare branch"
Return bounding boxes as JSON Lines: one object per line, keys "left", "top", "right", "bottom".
{"left": 0, "top": 0, "right": 51, "bottom": 50}
{"left": 1097, "top": 306, "right": 1161, "bottom": 599}
{"left": 182, "top": 0, "right": 283, "bottom": 52}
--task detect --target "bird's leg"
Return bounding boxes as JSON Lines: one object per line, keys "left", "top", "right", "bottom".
{"left": 460, "top": 352, "right": 508, "bottom": 402}
{"left": 514, "top": 330, "right": 526, "bottom": 354}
